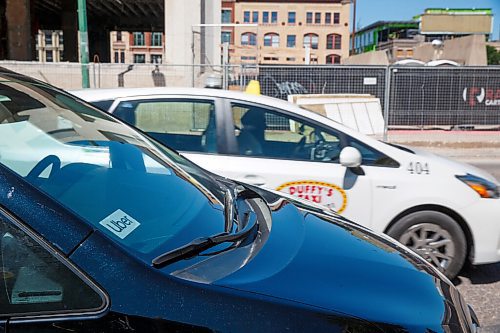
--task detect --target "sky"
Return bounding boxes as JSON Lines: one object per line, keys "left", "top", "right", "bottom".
{"left": 354, "top": 0, "right": 500, "bottom": 41}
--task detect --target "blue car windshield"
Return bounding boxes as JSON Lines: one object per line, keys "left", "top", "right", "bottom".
{"left": 0, "top": 73, "right": 226, "bottom": 259}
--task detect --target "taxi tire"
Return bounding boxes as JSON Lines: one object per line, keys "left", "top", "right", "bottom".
{"left": 387, "top": 210, "right": 467, "bottom": 279}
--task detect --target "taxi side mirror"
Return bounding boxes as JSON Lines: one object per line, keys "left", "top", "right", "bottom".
{"left": 340, "top": 147, "right": 364, "bottom": 176}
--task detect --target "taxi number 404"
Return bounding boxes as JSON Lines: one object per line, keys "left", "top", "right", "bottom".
{"left": 407, "top": 162, "right": 430, "bottom": 175}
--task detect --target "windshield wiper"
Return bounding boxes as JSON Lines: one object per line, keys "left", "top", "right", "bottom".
{"left": 152, "top": 186, "right": 257, "bottom": 268}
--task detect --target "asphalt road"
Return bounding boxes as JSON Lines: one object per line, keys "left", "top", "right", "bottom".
{"left": 469, "top": 162, "right": 500, "bottom": 181}
{"left": 455, "top": 264, "right": 500, "bottom": 332}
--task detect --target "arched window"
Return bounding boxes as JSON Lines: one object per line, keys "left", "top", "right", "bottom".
{"left": 303, "top": 33, "right": 319, "bottom": 49}
{"left": 241, "top": 32, "right": 257, "bottom": 46}
{"left": 326, "top": 34, "right": 342, "bottom": 50}
{"left": 264, "top": 33, "right": 280, "bottom": 47}
{"left": 326, "top": 54, "right": 341, "bottom": 64}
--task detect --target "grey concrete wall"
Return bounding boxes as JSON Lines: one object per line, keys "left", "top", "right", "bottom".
{"left": 413, "top": 34, "right": 487, "bottom": 66}
{"left": 343, "top": 50, "right": 389, "bottom": 65}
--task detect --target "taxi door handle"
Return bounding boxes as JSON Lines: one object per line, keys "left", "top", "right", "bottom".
{"left": 236, "top": 175, "right": 266, "bottom": 186}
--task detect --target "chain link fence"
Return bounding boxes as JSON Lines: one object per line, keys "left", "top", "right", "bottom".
{"left": 0, "top": 61, "right": 258, "bottom": 91}
{"left": 1, "top": 61, "right": 499, "bottom": 148}
{"left": 258, "top": 65, "right": 500, "bottom": 149}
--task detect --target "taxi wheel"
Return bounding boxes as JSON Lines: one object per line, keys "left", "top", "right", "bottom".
{"left": 387, "top": 211, "right": 467, "bottom": 279}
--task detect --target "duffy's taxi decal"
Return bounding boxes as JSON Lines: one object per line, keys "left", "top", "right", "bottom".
{"left": 276, "top": 180, "right": 347, "bottom": 213}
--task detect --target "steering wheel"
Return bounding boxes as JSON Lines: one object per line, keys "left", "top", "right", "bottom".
{"left": 25, "top": 155, "right": 61, "bottom": 183}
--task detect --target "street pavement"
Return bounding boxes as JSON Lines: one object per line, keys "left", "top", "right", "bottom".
{"left": 455, "top": 264, "right": 500, "bottom": 332}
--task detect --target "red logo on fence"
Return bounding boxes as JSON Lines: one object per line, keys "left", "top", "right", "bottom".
{"left": 463, "top": 87, "right": 500, "bottom": 106}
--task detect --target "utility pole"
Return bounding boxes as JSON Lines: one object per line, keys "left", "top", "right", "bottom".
{"left": 77, "top": 0, "right": 90, "bottom": 88}
{"left": 351, "top": 0, "right": 356, "bottom": 54}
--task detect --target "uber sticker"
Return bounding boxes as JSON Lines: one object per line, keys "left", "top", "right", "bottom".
{"left": 99, "top": 209, "right": 140, "bottom": 239}
{"left": 276, "top": 180, "right": 348, "bottom": 213}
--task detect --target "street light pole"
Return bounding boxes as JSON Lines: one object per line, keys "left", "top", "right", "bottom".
{"left": 77, "top": 0, "right": 90, "bottom": 88}
{"left": 351, "top": 0, "right": 356, "bottom": 54}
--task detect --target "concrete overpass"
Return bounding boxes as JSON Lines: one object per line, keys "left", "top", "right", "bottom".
{"left": 0, "top": 0, "right": 163, "bottom": 62}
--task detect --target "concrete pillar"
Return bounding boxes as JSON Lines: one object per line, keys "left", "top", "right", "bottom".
{"left": 6, "top": 0, "right": 31, "bottom": 60}
{"left": 0, "top": 1, "right": 7, "bottom": 59}
{"left": 61, "top": 0, "right": 78, "bottom": 62}
{"left": 165, "top": 0, "right": 201, "bottom": 65}
{"left": 204, "top": 0, "right": 221, "bottom": 66}
{"left": 89, "top": 26, "right": 110, "bottom": 63}
{"left": 165, "top": 0, "right": 221, "bottom": 66}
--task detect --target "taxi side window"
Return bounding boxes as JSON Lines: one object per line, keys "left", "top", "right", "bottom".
{"left": 231, "top": 103, "right": 342, "bottom": 162}
{"left": 348, "top": 138, "right": 400, "bottom": 167}
{"left": 0, "top": 212, "right": 105, "bottom": 317}
{"left": 114, "top": 99, "right": 217, "bottom": 153}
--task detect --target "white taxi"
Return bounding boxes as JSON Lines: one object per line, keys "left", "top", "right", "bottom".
{"left": 72, "top": 87, "right": 500, "bottom": 278}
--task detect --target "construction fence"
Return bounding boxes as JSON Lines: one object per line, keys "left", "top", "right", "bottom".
{"left": 1, "top": 61, "right": 499, "bottom": 146}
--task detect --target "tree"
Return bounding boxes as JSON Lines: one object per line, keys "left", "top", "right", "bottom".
{"left": 486, "top": 45, "right": 500, "bottom": 65}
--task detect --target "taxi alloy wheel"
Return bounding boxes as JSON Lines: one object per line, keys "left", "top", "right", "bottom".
{"left": 387, "top": 211, "right": 467, "bottom": 279}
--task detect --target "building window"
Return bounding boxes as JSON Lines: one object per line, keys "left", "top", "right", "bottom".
{"left": 325, "top": 13, "right": 332, "bottom": 24}
{"left": 133, "top": 54, "right": 146, "bottom": 63}
{"left": 241, "top": 56, "right": 257, "bottom": 61}
{"left": 116, "top": 31, "right": 122, "bottom": 41}
{"left": 333, "top": 12, "right": 340, "bottom": 24}
{"left": 120, "top": 51, "right": 125, "bottom": 63}
{"left": 262, "top": 11, "right": 269, "bottom": 23}
{"left": 243, "top": 11, "right": 250, "bottom": 23}
{"left": 314, "top": 12, "right": 321, "bottom": 24}
{"left": 326, "top": 54, "right": 341, "bottom": 64}
{"left": 271, "top": 11, "right": 278, "bottom": 23}
{"left": 252, "top": 11, "right": 259, "bottom": 23}
{"left": 222, "top": 31, "right": 232, "bottom": 44}
{"left": 287, "top": 35, "right": 296, "bottom": 48}
{"left": 327, "top": 34, "right": 342, "bottom": 50}
{"left": 133, "top": 32, "right": 145, "bottom": 46}
{"left": 288, "top": 12, "right": 296, "bottom": 24}
{"left": 222, "top": 9, "right": 231, "bottom": 23}
{"left": 241, "top": 32, "right": 257, "bottom": 46}
{"left": 114, "top": 51, "right": 119, "bottom": 63}
{"left": 151, "top": 32, "right": 162, "bottom": 47}
{"left": 151, "top": 54, "right": 162, "bottom": 64}
{"left": 264, "top": 33, "right": 279, "bottom": 47}
{"left": 306, "top": 12, "right": 313, "bottom": 24}
{"left": 286, "top": 57, "right": 296, "bottom": 61}
{"left": 303, "top": 33, "right": 319, "bottom": 49}
{"left": 45, "top": 32, "right": 53, "bottom": 46}
{"left": 45, "top": 50, "right": 53, "bottom": 62}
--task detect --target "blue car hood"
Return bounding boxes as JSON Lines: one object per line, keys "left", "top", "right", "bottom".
{"left": 210, "top": 201, "right": 471, "bottom": 331}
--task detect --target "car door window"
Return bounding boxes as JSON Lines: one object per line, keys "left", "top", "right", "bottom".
{"left": 348, "top": 138, "right": 400, "bottom": 168}
{"left": 114, "top": 99, "right": 217, "bottom": 153}
{"left": 0, "top": 211, "right": 106, "bottom": 317}
{"left": 231, "top": 103, "right": 342, "bottom": 162}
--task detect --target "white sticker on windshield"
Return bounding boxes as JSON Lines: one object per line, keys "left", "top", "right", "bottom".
{"left": 99, "top": 209, "right": 140, "bottom": 239}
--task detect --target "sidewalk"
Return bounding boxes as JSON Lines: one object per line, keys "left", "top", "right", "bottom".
{"left": 387, "top": 130, "right": 500, "bottom": 162}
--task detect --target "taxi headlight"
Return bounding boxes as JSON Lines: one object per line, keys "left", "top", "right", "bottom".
{"left": 456, "top": 174, "right": 500, "bottom": 199}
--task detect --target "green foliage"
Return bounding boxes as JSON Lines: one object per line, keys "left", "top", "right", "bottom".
{"left": 486, "top": 45, "right": 500, "bottom": 65}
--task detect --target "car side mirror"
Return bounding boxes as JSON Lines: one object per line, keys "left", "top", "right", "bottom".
{"left": 340, "top": 147, "right": 364, "bottom": 176}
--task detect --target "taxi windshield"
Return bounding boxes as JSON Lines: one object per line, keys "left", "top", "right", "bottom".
{"left": 0, "top": 73, "right": 226, "bottom": 260}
